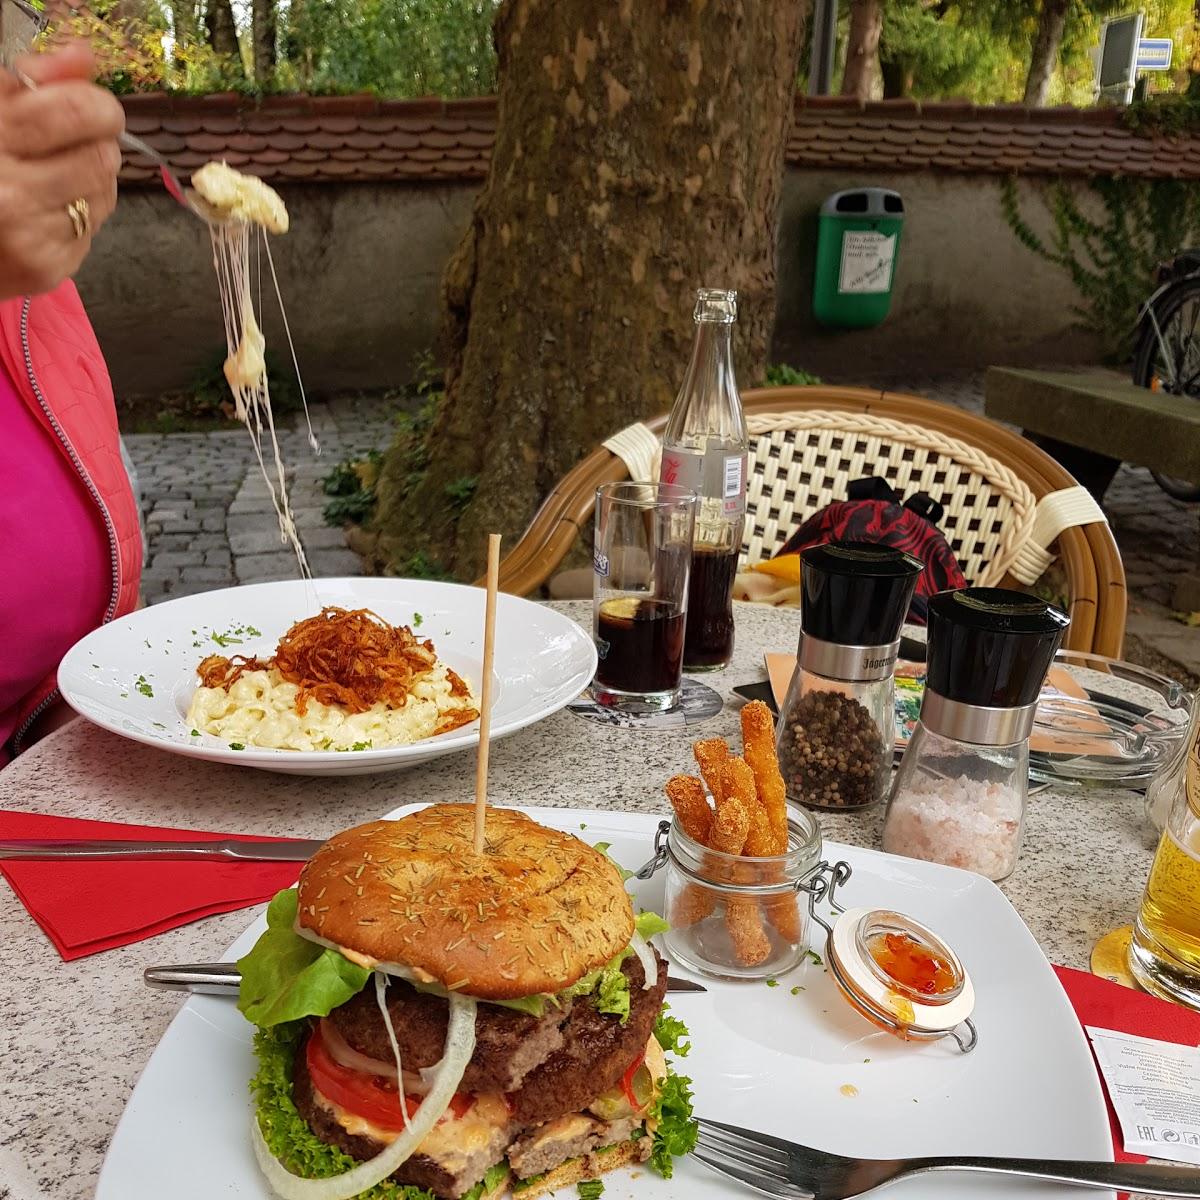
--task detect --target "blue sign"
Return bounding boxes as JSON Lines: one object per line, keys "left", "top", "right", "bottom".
{"left": 1137, "top": 38, "right": 1173, "bottom": 71}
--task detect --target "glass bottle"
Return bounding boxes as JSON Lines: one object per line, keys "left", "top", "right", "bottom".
{"left": 882, "top": 589, "right": 1070, "bottom": 882}
{"left": 776, "top": 542, "right": 923, "bottom": 811}
{"left": 1130, "top": 705, "right": 1200, "bottom": 1010}
{"left": 660, "top": 288, "right": 748, "bottom": 671}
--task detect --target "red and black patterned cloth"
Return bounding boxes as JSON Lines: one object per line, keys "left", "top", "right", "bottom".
{"left": 776, "top": 477, "right": 966, "bottom": 624}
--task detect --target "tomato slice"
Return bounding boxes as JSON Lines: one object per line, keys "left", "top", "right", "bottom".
{"left": 305, "top": 1027, "right": 474, "bottom": 1130}
{"left": 619, "top": 1050, "right": 646, "bottom": 1110}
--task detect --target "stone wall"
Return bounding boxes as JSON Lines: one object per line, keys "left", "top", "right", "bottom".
{"left": 77, "top": 183, "right": 477, "bottom": 397}
{"left": 78, "top": 167, "right": 1097, "bottom": 399}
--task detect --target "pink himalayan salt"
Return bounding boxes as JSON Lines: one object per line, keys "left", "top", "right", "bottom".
{"left": 883, "top": 774, "right": 1023, "bottom": 881}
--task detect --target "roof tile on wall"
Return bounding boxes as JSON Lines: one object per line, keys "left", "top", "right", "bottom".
{"left": 116, "top": 93, "right": 1200, "bottom": 189}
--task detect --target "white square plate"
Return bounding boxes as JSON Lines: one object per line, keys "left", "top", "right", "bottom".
{"left": 96, "top": 805, "right": 1111, "bottom": 1199}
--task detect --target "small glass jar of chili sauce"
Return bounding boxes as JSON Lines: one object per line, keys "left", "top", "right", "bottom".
{"left": 827, "top": 909, "right": 977, "bottom": 1051}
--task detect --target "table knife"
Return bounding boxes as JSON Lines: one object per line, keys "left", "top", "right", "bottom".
{"left": 143, "top": 962, "right": 708, "bottom": 995}
{"left": 0, "top": 838, "right": 325, "bottom": 861}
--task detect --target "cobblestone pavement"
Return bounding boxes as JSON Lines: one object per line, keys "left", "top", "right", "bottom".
{"left": 125, "top": 395, "right": 397, "bottom": 601}
{"left": 125, "top": 369, "right": 1200, "bottom": 680}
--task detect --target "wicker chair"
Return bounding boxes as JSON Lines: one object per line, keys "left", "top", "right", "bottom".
{"left": 493, "top": 386, "right": 1128, "bottom": 658}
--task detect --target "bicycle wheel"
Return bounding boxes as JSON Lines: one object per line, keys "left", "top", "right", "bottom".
{"left": 1132, "top": 278, "right": 1200, "bottom": 501}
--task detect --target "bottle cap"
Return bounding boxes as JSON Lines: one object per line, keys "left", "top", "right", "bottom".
{"left": 800, "top": 541, "right": 924, "bottom": 647}
{"left": 694, "top": 287, "right": 737, "bottom": 324}
{"left": 926, "top": 588, "right": 1070, "bottom": 709}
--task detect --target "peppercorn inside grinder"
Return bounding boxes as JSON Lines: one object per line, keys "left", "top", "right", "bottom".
{"left": 776, "top": 541, "right": 923, "bottom": 810}
{"left": 882, "top": 588, "right": 1070, "bottom": 882}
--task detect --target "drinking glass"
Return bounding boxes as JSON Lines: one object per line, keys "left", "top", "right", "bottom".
{"left": 592, "top": 482, "right": 698, "bottom": 712}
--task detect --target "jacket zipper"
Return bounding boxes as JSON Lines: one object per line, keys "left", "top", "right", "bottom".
{"left": 11, "top": 297, "right": 122, "bottom": 754}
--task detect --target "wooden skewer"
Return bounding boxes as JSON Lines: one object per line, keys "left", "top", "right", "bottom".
{"left": 473, "top": 533, "right": 502, "bottom": 855}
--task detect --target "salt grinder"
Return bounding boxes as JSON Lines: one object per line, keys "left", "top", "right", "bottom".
{"left": 882, "top": 588, "right": 1070, "bottom": 881}
{"left": 776, "top": 541, "right": 923, "bottom": 810}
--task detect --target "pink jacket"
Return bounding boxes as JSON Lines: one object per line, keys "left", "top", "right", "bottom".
{"left": 0, "top": 283, "right": 142, "bottom": 752}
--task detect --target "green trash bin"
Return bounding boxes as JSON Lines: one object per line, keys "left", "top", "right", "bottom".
{"left": 812, "top": 188, "right": 904, "bottom": 329}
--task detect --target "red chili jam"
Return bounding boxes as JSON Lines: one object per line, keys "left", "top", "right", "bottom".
{"left": 867, "top": 931, "right": 957, "bottom": 996}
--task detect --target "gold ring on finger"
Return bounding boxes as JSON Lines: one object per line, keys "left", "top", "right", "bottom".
{"left": 66, "top": 197, "right": 91, "bottom": 240}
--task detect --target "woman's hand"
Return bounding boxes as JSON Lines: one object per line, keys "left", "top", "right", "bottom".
{"left": 0, "top": 44, "right": 124, "bottom": 301}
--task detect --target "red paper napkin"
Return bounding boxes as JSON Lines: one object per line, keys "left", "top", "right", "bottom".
{"left": 0, "top": 810, "right": 304, "bottom": 960}
{"left": 1054, "top": 963, "right": 1200, "bottom": 1165}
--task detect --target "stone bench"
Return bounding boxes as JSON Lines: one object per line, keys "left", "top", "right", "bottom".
{"left": 984, "top": 367, "right": 1200, "bottom": 496}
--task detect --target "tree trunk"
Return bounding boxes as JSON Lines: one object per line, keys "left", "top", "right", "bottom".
{"left": 371, "top": 0, "right": 808, "bottom": 581}
{"left": 251, "top": 0, "right": 276, "bottom": 86}
{"left": 1023, "top": 0, "right": 1069, "bottom": 107}
{"left": 168, "top": 0, "right": 199, "bottom": 51}
{"left": 841, "top": 0, "right": 882, "bottom": 103}
{"left": 205, "top": 0, "right": 240, "bottom": 60}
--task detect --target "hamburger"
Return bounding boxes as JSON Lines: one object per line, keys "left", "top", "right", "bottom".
{"left": 237, "top": 805, "right": 696, "bottom": 1200}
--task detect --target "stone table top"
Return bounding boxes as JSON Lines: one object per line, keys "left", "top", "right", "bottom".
{"left": 0, "top": 601, "right": 1157, "bottom": 1199}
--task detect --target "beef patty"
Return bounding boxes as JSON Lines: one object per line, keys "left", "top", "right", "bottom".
{"left": 326, "top": 950, "right": 665, "bottom": 1105}
{"left": 327, "top": 977, "right": 572, "bottom": 1094}
{"left": 507, "top": 951, "right": 666, "bottom": 1125}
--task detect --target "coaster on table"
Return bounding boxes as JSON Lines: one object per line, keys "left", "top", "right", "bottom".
{"left": 567, "top": 677, "right": 723, "bottom": 730}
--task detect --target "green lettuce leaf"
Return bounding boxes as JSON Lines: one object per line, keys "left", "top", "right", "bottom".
{"left": 237, "top": 889, "right": 371, "bottom": 1027}
{"left": 652, "top": 1008, "right": 692, "bottom": 1058}
{"left": 593, "top": 962, "right": 631, "bottom": 1021}
{"left": 649, "top": 1073, "right": 698, "bottom": 1178}
{"left": 634, "top": 911, "right": 669, "bottom": 940}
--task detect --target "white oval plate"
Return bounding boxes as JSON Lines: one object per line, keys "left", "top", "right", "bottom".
{"left": 58, "top": 578, "right": 596, "bottom": 776}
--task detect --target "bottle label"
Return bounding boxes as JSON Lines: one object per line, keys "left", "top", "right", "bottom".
{"left": 661, "top": 447, "right": 747, "bottom": 519}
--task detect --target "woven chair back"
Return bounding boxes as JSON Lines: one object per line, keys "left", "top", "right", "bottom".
{"left": 743, "top": 411, "right": 1037, "bottom": 586}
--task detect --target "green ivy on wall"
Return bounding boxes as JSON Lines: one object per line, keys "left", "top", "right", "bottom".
{"left": 1000, "top": 174, "right": 1200, "bottom": 358}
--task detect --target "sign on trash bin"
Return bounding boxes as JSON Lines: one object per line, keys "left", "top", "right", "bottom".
{"left": 1136, "top": 38, "right": 1173, "bottom": 71}
{"left": 838, "top": 231, "right": 897, "bottom": 294}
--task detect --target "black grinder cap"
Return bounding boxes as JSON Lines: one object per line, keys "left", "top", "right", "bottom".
{"left": 800, "top": 541, "right": 924, "bottom": 647}
{"left": 926, "top": 587, "right": 1070, "bottom": 708}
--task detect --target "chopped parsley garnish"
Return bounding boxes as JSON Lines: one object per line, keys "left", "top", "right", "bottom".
{"left": 190, "top": 729, "right": 200, "bottom": 737}
{"left": 579, "top": 822, "right": 588, "bottom": 830}
{"left": 134, "top": 675, "right": 154, "bottom": 698}
{"left": 577, "top": 1182, "right": 604, "bottom": 1199}
{"left": 152, "top": 722, "right": 166, "bottom": 730}
{"left": 411, "top": 612, "right": 423, "bottom": 628}
{"left": 211, "top": 623, "right": 263, "bottom": 648}
{"left": 803, "top": 949, "right": 823, "bottom": 966}
{"left": 791, "top": 985, "right": 805, "bottom": 995}
{"left": 229, "top": 742, "right": 246, "bottom": 751}
{"left": 336, "top": 742, "right": 373, "bottom": 752}
{"left": 766, "top": 978, "right": 778, "bottom": 988}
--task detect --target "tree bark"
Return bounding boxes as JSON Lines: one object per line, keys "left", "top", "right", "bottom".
{"left": 371, "top": 0, "right": 808, "bottom": 580}
{"left": 1023, "top": 0, "right": 1069, "bottom": 107}
{"left": 251, "top": 0, "right": 276, "bottom": 86}
{"left": 841, "top": 0, "right": 882, "bottom": 103}
{"left": 205, "top": 0, "right": 240, "bottom": 60}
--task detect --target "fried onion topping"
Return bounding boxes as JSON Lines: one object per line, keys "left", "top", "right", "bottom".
{"left": 196, "top": 606, "right": 475, "bottom": 718}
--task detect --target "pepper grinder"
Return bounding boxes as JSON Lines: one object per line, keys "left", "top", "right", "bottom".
{"left": 776, "top": 541, "right": 923, "bottom": 811}
{"left": 881, "top": 588, "right": 1070, "bottom": 882}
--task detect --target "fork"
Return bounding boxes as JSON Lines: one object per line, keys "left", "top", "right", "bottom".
{"left": 693, "top": 1118, "right": 1200, "bottom": 1199}
{"left": 6, "top": 64, "right": 220, "bottom": 223}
